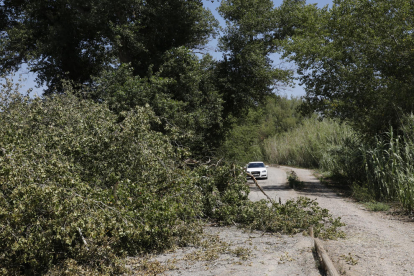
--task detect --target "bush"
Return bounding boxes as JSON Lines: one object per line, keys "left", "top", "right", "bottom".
{"left": 210, "top": 197, "right": 345, "bottom": 240}
{"left": 287, "top": 170, "right": 304, "bottom": 190}
{"left": 0, "top": 83, "right": 204, "bottom": 274}
{"left": 351, "top": 183, "right": 375, "bottom": 202}
{"left": 0, "top": 80, "right": 345, "bottom": 274}
{"left": 363, "top": 202, "right": 390, "bottom": 212}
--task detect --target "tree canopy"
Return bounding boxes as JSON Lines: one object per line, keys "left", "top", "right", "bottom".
{"left": 0, "top": 0, "right": 218, "bottom": 93}
{"left": 216, "top": 0, "right": 293, "bottom": 118}
{"left": 281, "top": 0, "right": 414, "bottom": 135}
{"left": 89, "top": 48, "right": 225, "bottom": 154}
{"left": 1, "top": 0, "right": 295, "bottom": 155}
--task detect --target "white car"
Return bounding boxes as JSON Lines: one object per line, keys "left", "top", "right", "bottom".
{"left": 246, "top": 161, "right": 268, "bottom": 180}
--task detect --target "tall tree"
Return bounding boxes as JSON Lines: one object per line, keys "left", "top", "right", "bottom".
{"left": 280, "top": 0, "right": 414, "bottom": 135}
{"left": 89, "top": 48, "right": 224, "bottom": 155}
{"left": 0, "top": 0, "right": 218, "bottom": 93}
{"left": 216, "top": 0, "right": 293, "bottom": 119}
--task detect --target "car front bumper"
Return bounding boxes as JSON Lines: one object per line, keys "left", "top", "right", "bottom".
{"left": 247, "top": 170, "right": 267, "bottom": 179}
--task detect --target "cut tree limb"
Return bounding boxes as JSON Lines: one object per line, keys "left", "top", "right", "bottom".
{"left": 309, "top": 226, "right": 339, "bottom": 276}
{"left": 246, "top": 172, "right": 275, "bottom": 203}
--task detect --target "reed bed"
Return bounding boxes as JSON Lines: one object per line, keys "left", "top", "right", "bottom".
{"left": 264, "top": 117, "right": 354, "bottom": 168}
{"left": 264, "top": 115, "right": 414, "bottom": 211}
{"left": 362, "top": 119, "right": 414, "bottom": 211}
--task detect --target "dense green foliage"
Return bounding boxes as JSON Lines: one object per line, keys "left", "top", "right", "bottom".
{"left": 265, "top": 117, "right": 356, "bottom": 168}
{"left": 1, "top": 0, "right": 293, "bottom": 142}
{"left": 0, "top": 80, "right": 343, "bottom": 274}
{"left": 0, "top": 0, "right": 218, "bottom": 93}
{"left": 360, "top": 117, "right": 414, "bottom": 211}
{"left": 89, "top": 49, "right": 224, "bottom": 154}
{"left": 281, "top": 0, "right": 414, "bottom": 135}
{"left": 0, "top": 81, "right": 204, "bottom": 274}
{"left": 0, "top": 0, "right": 300, "bottom": 156}
{"left": 216, "top": 0, "right": 293, "bottom": 119}
{"left": 211, "top": 196, "right": 345, "bottom": 240}
{"left": 220, "top": 95, "right": 304, "bottom": 163}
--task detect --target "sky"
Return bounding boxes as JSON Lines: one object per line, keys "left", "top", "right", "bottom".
{"left": 8, "top": 0, "right": 333, "bottom": 98}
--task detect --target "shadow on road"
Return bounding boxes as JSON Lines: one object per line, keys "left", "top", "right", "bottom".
{"left": 295, "top": 181, "right": 342, "bottom": 199}
{"left": 247, "top": 179, "right": 342, "bottom": 199}
{"left": 247, "top": 182, "right": 291, "bottom": 192}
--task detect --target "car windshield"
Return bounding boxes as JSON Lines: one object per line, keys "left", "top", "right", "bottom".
{"left": 247, "top": 163, "right": 265, "bottom": 168}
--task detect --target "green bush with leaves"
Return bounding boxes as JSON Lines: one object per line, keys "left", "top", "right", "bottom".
{"left": 360, "top": 117, "right": 414, "bottom": 211}
{"left": 193, "top": 164, "right": 344, "bottom": 239}
{"left": 0, "top": 81, "right": 206, "bottom": 274}
{"left": 287, "top": 170, "right": 304, "bottom": 190}
{"left": 0, "top": 80, "right": 345, "bottom": 274}
{"left": 209, "top": 196, "right": 344, "bottom": 240}
{"left": 88, "top": 50, "right": 225, "bottom": 156}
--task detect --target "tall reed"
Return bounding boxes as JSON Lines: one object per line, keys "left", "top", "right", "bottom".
{"left": 363, "top": 118, "right": 414, "bottom": 210}
{"left": 264, "top": 114, "right": 414, "bottom": 211}
{"left": 264, "top": 117, "right": 355, "bottom": 168}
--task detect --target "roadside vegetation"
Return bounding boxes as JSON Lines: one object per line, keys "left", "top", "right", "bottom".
{"left": 0, "top": 80, "right": 343, "bottom": 275}
{"left": 2, "top": 0, "right": 414, "bottom": 274}
{"left": 287, "top": 171, "right": 304, "bottom": 190}
{"left": 265, "top": 116, "right": 414, "bottom": 212}
{"left": 220, "top": 95, "right": 304, "bottom": 164}
{"left": 264, "top": 117, "right": 355, "bottom": 169}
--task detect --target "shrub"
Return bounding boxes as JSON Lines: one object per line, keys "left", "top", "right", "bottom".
{"left": 210, "top": 196, "right": 345, "bottom": 239}
{"left": 287, "top": 170, "right": 304, "bottom": 190}
{"left": 363, "top": 202, "right": 390, "bottom": 212}
{"left": 0, "top": 80, "right": 345, "bottom": 274}
{"left": 351, "top": 183, "right": 375, "bottom": 202}
{"left": 0, "top": 83, "right": 204, "bottom": 274}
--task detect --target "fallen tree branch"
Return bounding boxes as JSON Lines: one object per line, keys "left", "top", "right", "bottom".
{"left": 309, "top": 226, "right": 340, "bottom": 276}
{"left": 78, "top": 227, "right": 89, "bottom": 251}
{"left": 246, "top": 172, "right": 275, "bottom": 204}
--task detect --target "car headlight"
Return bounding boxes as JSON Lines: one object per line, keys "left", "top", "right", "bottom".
{"left": 262, "top": 170, "right": 266, "bottom": 173}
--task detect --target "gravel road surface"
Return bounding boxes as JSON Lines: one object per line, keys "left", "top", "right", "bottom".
{"left": 128, "top": 166, "right": 414, "bottom": 275}
{"left": 284, "top": 166, "right": 414, "bottom": 276}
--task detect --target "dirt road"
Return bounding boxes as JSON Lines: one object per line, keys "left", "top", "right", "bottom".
{"left": 131, "top": 166, "right": 414, "bottom": 275}
{"left": 282, "top": 166, "right": 414, "bottom": 276}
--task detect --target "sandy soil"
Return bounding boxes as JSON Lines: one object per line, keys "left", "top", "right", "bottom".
{"left": 127, "top": 166, "right": 414, "bottom": 275}
{"left": 283, "top": 166, "right": 414, "bottom": 276}
{"left": 149, "top": 226, "right": 320, "bottom": 276}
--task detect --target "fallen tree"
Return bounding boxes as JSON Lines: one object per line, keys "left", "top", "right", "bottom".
{"left": 0, "top": 81, "right": 344, "bottom": 275}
